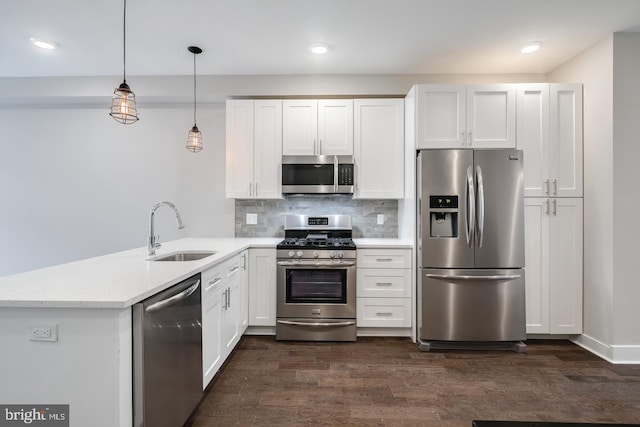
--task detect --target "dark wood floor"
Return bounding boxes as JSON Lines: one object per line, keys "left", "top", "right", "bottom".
{"left": 188, "top": 336, "right": 640, "bottom": 426}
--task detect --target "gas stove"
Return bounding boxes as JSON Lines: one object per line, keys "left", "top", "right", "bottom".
{"left": 277, "top": 236, "right": 356, "bottom": 250}
{"left": 276, "top": 215, "right": 356, "bottom": 260}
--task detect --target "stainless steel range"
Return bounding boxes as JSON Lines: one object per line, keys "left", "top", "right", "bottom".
{"left": 276, "top": 214, "right": 357, "bottom": 342}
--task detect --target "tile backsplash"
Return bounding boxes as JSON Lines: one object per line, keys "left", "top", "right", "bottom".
{"left": 235, "top": 196, "right": 398, "bottom": 238}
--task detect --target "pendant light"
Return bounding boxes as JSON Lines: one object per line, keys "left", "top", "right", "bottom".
{"left": 186, "top": 46, "right": 203, "bottom": 152}
{"left": 109, "top": 0, "right": 139, "bottom": 124}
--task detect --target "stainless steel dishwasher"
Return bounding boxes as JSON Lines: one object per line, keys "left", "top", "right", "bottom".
{"left": 133, "top": 273, "right": 203, "bottom": 427}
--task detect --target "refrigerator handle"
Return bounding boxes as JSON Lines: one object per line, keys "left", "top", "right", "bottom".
{"left": 466, "top": 166, "right": 475, "bottom": 248}
{"left": 475, "top": 165, "right": 485, "bottom": 248}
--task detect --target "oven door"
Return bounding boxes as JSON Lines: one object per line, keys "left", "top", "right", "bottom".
{"left": 276, "top": 260, "right": 356, "bottom": 319}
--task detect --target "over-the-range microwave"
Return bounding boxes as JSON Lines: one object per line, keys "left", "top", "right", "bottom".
{"left": 281, "top": 155, "right": 354, "bottom": 195}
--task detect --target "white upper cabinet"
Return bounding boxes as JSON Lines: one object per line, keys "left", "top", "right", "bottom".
{"left": 353, "top": 99, "right": 404, "bottom": 199}
{"left": 517, "top": 83, "right": 583, "bottom": 197}
{"left": 226, "top": 100, "right": 282, "bottom": 199}
{"left": 550, "top": 84, "right": 583, "bottom": 197}
{"left": 283, "top": 99, "right": 353, "bottom": 155}
{"left": 415, "top": 84, "right": 516, "bottom": 149}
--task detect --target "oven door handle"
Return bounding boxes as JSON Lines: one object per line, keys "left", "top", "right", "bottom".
{"left": 277, "top": 320, "right": 356, "bottom": 327}
{"left": 276, "top": 261, "right": 356, "bottom": 267}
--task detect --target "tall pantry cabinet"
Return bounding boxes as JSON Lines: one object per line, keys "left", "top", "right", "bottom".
{"left": 517, "top": 83, "right": 583, "bottom": 334}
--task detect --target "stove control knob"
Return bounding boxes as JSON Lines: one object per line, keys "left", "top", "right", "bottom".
{"left": 329, "top": 251, "right": 336, "bottom": 259}
{"left": 288, "top": 251, "right": 295, "bottom": 258}
{"left": 337, "top": 251, "right": 344, "bottom": 259}
{"left": 312, "top": 251, "right": 319, "bottom": 259}
{"left": 296, "top": 251, "right": 304, "bottom": 258}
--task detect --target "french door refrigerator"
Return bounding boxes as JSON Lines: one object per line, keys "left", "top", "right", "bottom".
{"left": 417, "top": 149, "right": 526, "bottom": 351}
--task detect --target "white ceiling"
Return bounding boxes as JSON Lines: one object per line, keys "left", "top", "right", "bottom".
{"left": 2, "top": 0, "right": 640, "bottom": 78}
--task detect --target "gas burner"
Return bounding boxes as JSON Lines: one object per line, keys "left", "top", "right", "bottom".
{"left": 277, "top": 214, "right": 356, "bottom": 251}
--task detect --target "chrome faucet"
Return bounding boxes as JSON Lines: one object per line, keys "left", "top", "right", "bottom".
{"left": 148, "top": 201, "right": 185, "bottom": 256}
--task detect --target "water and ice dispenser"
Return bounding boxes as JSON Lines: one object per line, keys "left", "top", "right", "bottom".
{"left": 429, "top": 195, "right": 458, "bottom": 238}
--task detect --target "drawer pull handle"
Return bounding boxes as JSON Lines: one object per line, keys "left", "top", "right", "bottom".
{"left": 228, "top": 266, "right": 240, "bottom": 275}
{"left": 375, "top": 282, "right": 393, "bottom": 286}
{"left": 205, "top": 277, "right": 222, "bottom": 291}
{"left": 375, "top": 312, "right": 393, "bottom": 316}
{"left": 375, "top": 258, "right": 394, "bottom": 262}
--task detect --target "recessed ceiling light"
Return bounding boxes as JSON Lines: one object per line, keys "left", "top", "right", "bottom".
{"left": 521, "top": 41, "right": 542, "bottom": 54}
{"left": 31, "top": 38, "right": 58, "bottom": 50}
{"left": 310, "top": 43, "right": 328, "bottom": 55}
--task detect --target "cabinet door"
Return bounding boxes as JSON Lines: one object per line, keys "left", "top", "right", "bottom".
{"left": 238, "top": 251, "right": 249, "bottom": 332}
{"left": 202, "top": 287, "right": 224, "bottom": 388}
{"left": 550, "top": 84, "right": 583, "bottom": 197}
{"left": 318, "top": 100, "right": 354, "bottom": 155}
{"left": 517, "top": 84, "right": 550, "bottom": 197}
{"left": 353, "top": 99, "right": 404, "bottom": 199}
{"left": 226, "top": 100, "right": 255, "bottom": 198}
{"left": 549, "top": 198, "right": 583, "bottom": 334}
{"left": 254, "top": 100, "right": 283, "bottom": 199}
{"left": 248, "top": 248, "right": 277, "bottom": 326}
{"left": 467, "top": 84, "right": 516, "bottom": 148}
{"left": 416, "top": 84, "right": 466, "bottom": 149}
{"left": 221, "top": 275, "right": 241, "bottom": 358}
{"left": 524, "top": 198, "right": 550, "bottom": 334}
{"left": 283, "top": 100, "right": 317, "bottom": 155}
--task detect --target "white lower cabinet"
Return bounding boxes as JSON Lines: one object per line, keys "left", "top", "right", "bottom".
{"left": 248, "top": 248, "right": 277, "bottom": 327}
{"left": 201, "top": 250, "right": 249, "bottom": 389}
{"left": 524, "top": 198, "right": 583, "bottom": 334}
{"left": 356, "top": 248, "right": 412, "bottom": 329}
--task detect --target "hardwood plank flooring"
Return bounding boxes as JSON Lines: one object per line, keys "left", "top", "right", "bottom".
{"left": 187, "top": 337, "right": 640, "bottom": 427}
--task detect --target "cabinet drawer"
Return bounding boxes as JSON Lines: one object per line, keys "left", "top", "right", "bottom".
{"left": 356, "top": 268, "right": 411, "bottom": 298}
{"left": 357, "top": 249, "right": 412, "bottom": 269}
{"left": 357, "top": 298, "right": 411, "bottom": 328}
{"left": 202, "top": 266, "right": 225, "bottom": 299}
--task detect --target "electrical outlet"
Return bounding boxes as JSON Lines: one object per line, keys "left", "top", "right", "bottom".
{"left": 246, "top": 213, "right": 258, "bottom": 225}
{"left": 30, "top": 324, "right": 58, "bottom": 342}
{"left": 377, "top": 214, "right": 385, "bottom": 225}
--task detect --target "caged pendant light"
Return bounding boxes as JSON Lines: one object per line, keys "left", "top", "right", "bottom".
{"left": 109, "top": 0, "right": 139, "bottom": 124}
{"left": 186, "top": 46, "right": 203, "bottom": 152}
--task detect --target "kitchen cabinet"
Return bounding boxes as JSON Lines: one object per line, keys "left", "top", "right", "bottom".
{"left": 201, "top": 250, "right": 248, "bottom": 388}
{"left": 414, "top": 84, "right": 516, "bottom": 149}
{"left": 201, "top": 263, "right": 225, "bottom": 388}
{"left": 356, "top": 248, "right": 412, "bottom": 328}
{"left": 353, "top": 98, "right": 404, "bottom": 199}
{"left": 248, "top": 248, "right": 277, "bottom": 327}
{"left": 282, "top": 99, "right": 353, "bottom": 155}
{"left": 226, "top": 99, "right": 282, "bottom": 199}
{"left": 524, "top": 198, "right": 583, "bottom": 334}
{"left": 517, "top": 83, "right": 583, "bottom": 197}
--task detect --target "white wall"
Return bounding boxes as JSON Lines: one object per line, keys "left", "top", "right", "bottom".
{"left": 548, "top": 36, "right": 615, "bottom": 355}
{"left": 611, "top": 33, "right": 640, "bottom": 349}
{"left": 0, "top": 103, "right": 234, "bottom": 276}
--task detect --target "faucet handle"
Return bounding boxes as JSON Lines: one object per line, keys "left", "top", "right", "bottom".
{"left": 155, "top": 235, "right": 161, "bottom": 249}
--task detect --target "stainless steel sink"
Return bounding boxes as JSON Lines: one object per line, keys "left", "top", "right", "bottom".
{"left": 151, "top": 251, "right": 216, "bottom": 262}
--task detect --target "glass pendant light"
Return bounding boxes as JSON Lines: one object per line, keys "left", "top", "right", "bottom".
{"left": 110, "top": 0, "right": 139, "bottom": 124}
{"left": 186, "top": 46, "right": 203, "bottom": 152}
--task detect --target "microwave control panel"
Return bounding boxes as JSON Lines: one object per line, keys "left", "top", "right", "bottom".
{"left": 338, "top": 164, "right": 354, "bottom": 185}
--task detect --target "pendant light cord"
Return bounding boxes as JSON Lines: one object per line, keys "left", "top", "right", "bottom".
{"left": 193, "top": 52, "right": 197, "bottom": 126}
{"left": 123, "top": 0, "right": 127, "bottom": 82}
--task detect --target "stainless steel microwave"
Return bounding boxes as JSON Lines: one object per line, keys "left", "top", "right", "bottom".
{"left": 282, "top": 155, "right": 354, "bottom": 195}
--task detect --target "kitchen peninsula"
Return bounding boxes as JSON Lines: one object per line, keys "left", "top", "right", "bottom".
{"left": 0, "top": 238, "right": 279, "bottom": 427}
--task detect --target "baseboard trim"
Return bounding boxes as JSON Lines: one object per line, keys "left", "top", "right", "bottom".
{"left": 572, "top": 334, "right": 614, "bottom": 362}
{"left": 610, "top": 344, "right": 640, "bottom": 364}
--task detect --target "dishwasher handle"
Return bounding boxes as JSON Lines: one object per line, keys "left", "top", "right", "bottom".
{"left": 145, "top": 280, "right": 200, "bottom": 313}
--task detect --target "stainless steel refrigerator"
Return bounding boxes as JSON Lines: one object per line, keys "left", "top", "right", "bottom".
{"left": 417, "top": 149, "right": 526, "bottom": 351}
